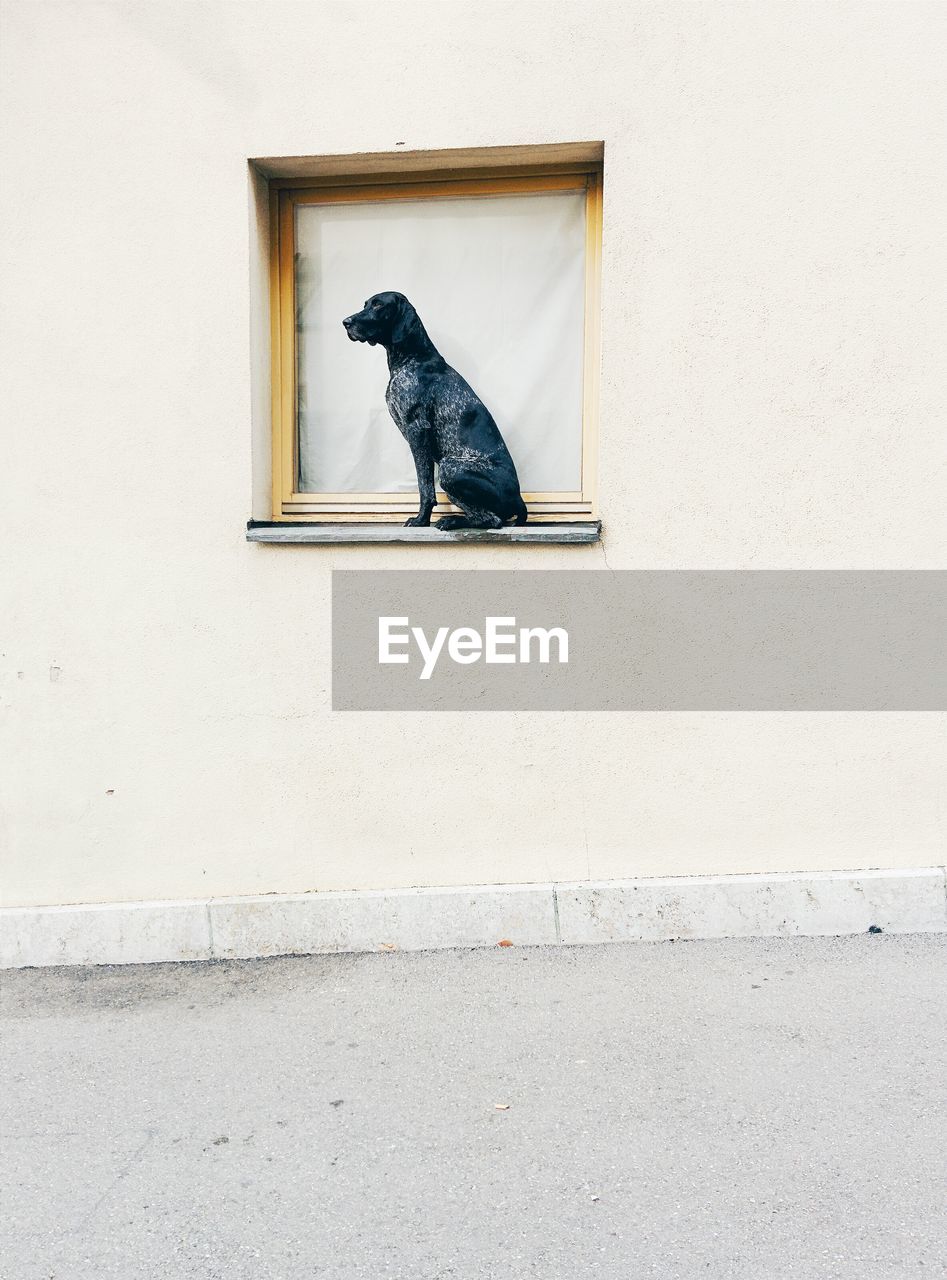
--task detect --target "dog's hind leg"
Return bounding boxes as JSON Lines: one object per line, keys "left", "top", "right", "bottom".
{"left": 436, "top": 509, "right": 504, "bottom": 532}
{"left": 435, "top": 464, "right": 506, "bottom": 531}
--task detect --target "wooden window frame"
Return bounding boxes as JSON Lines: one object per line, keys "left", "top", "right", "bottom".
{"left": 269, "top": 163, "right": 602, "bottom": 523}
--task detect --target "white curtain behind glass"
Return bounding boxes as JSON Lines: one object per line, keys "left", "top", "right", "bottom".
{"left": 295, "top": 190, "right": 586, "bottom": 494}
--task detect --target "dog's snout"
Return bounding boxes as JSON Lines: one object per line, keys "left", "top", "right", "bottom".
{"left": 342, "top": 315, "right": 354, "bottom": 330}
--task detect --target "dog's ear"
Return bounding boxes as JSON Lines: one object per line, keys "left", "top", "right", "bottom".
{"left": 390, "top": 296, "right": 423, "bottom": 349}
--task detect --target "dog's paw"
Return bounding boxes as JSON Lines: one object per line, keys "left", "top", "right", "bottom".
{"left": 403, "top": 515, "right": 431, "bottom": 527}
{"left": 435, "top": 515, "right": 468, "bottom": 531}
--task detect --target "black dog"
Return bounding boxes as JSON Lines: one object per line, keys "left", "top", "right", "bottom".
{"left": 342, "top": 292, "right": 527, "bottom": 529}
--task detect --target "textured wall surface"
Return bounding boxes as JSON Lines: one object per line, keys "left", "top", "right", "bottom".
{"left": 1, "top": 1, "right": 945, "bottom": 907}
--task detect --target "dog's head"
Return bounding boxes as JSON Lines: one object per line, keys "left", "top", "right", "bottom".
{"left": 342, "top": 292, "right": 420, "bottom": 349}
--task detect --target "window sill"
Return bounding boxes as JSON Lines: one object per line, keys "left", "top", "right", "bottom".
{"left": 246, "top": 521, "right": 601, "bottom": 545}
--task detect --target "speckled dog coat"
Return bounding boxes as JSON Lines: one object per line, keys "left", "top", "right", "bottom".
{"left": 342, "top": 291, "right": 528, "bottom": 530}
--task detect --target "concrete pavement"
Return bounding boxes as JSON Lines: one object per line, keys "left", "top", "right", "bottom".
{"left": 2, "top": 935, "right": 946, "bottom": 1278}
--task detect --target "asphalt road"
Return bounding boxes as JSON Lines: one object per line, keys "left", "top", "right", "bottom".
{"left": 2, "top": 935, "right": 946, "bottom": 1279}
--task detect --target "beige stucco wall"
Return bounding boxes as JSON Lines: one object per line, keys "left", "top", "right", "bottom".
{"left": 1, "top": 1, "right": 944, "bottom": 908}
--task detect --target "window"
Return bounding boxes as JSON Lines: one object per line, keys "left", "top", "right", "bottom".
{"left": 269, "top": 157, "right": 602, "bottom": 523}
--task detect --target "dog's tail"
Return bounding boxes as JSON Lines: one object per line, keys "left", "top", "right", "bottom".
{"left": 514, "top": 497, "right": 528, "bottom": 526}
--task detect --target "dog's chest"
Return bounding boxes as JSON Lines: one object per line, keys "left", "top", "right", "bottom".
{"left": 385, "top": 373, "right": 411, "bottom": 427}
{"left": 386, "top": 369, "right": 430, "bottom": 444}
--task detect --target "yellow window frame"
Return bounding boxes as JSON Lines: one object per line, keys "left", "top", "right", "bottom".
{"left": 270, "top": 165, "right": 602, "bottom": 522}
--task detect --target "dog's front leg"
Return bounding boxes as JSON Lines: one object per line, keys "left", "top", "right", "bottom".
{"left": 404, "top": 442, "right": 435, "bottom": 527}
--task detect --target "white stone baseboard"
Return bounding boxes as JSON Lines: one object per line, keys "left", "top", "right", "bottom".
{"left": 2, "top": 868, "right": 945, "bottom": 969}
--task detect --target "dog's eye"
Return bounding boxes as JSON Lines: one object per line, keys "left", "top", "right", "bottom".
{"left": 371, "top": 300, "right": 382, "bottom": 310}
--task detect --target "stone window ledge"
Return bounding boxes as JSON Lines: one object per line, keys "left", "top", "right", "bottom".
{"left": 246, "top": 521, "right": 601, "bottom": 545}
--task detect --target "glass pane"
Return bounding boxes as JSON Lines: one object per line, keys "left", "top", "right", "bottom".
{"left": 295, "top": 189, "right": 586, "bottom": 494}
